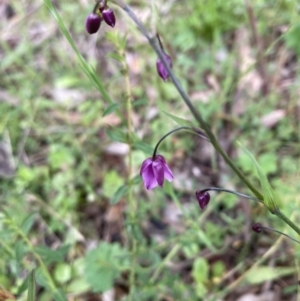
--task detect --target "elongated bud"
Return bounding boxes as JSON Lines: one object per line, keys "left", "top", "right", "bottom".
{"left": 102, "top": 7, "right": 116, "bottom": 27}
{"left": 85, "top": 13, "right": 101, "bottom": 34}
{"left": 156, "top": 52, "right": 172, "bottom": 81}
{"left": 195, "top": 190, "right": 210, "bottom": 210}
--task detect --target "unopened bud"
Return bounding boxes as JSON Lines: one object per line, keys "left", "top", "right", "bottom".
{"left": 156, "top": 52, "right": 172, "bottom": 81}
{"left": 102, "top": 7, "right": 116, "bottom": 28}
{"left": 85, "top": 13, "right": 101, "bottom": 34}
{"left": 195, "top": 190, "right": 210, "bottom": 210}
{"left": 252, "top": 223, "right": 262, "bottom": 233}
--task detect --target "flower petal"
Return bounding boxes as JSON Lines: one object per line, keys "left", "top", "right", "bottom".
{"left": 156, "top": 155, "right": 173, "bottom": 182}
{"left": 153, "top": 160, "right": 165, "bottom": 187}
{"left": 141, "top": 163, "right": 158, "bottom": 190}
{"left": 163, "top": 162, "right": 174, "bottom": 182}
{"left": 140, "top": 158, "right": 153, "bottom": 176}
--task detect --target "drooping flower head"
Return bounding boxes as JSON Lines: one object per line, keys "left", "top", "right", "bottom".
{"left": 85, "top": 13, "right": 102, "bottom": 34}
{"left": 195, "top": 190, "right": 210, "bottom": 210}
{"left": 140, "top": 155, "right": 173, "bottom": 190}
{"left": 156, "top": 52, "right": 172, "bottom": 81}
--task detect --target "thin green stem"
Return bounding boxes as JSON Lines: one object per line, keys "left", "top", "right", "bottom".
{"left": 261, "top": 225, "right": 300, "bottom": 245}
{"left": 119, "top": 43, "right": 136, "bottom": 300}
{"left": 149, "top": 244, "right": 180, "bottom": 284}
{"left": 153, "top": 126, "right": 208, "bottom": 160}
{"left": 200, "top": 187, "right": 262, "bottom": 203}
{"left": 275, "top": 210, "right": 300, "bottom": 236}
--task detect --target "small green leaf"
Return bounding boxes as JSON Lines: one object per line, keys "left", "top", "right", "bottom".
{"left": 120, "top": 33, "right": 127, "bottom": 49}
{"left": 131, "top": 175, "right": 142, "bottom": 185}
{"left": 106, "top": 129, "right": 127, "bottom": 143}
{"left": 238, "top": 142, "right": 278, "bottom": 212}
{"left": 33, "top": 245, "right": 69, "bottom": 264}
{"left": 244, "top": 266, "right": 295, "bottom": 284}
{"left": 163, "top": 111, "right": 194, "bottom": 127}
{"left": 103, "top": 171, "right": 124, "bottom": 199}
{"left": 53, "top": 289, "right": 68, "bottom": 301}
{"left": 54, "top": 263, "right": 72, "bottom": 284}
{"left": 111, "top": 185, "right": 129, "bottom": 204}
{"left": 21, "top": 213, "right": 36, "bottom": 235}
{"left": 106, "top": 52, "right": 123, "bottom": 62}
{"left": 103, "top": 103, "right": 120, "bottom": 116}
{"left": 192, "top": 258, "right": 209, "bottom": 283}
{"left": 15, "top": 241, "right": 28, "bottom": 262}
{"left": 27, "top": 270, "right": 36, "bottom": 301}
{"left": 133, "top": 141, "right": 153, "bottom": 155}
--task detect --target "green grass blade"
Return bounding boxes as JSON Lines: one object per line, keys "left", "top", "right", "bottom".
{"left": 43, "top": 0, "right": 113, "bottom": 104}
{"left": 237, "top": 142, "right": 278, "bottom": 213}
{"left": 27, "top": 270, "right": 36, "bottom": 301}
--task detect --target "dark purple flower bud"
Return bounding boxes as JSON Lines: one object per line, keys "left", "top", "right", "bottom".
{"left": 195, "top": 191, "right": 210, "bottom": 210}
{"left": 140, "top": 155, "right": 173, "bottom": 190}
{"left": 102, "top": 7, "right": 116, "bottom": 28}
{"left": 252, "top": 223, "right": 262, "bottom": 233}
{"left": 85, "top": 13, "right": 101, "bottom": 34}
{"left": 156, "top": 52, "right": 172, "bottom": 81}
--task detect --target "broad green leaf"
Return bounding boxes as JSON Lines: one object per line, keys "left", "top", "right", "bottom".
{"left": 237, "top": 142, "right": 278, "bottom": 212}
{"left": 111, "top": 185, "right": 129, "bottom": 205}
{"left": 84, "top": 243, "right": 128, "bottom": 292}
{"left": 27, "top": 270, "right": 35, "bottom": 301}
{"left": 192, "top": 258, "right": 209, "bottom": 283}
{"left": 244, "top": 266, "right": 295, "bottom": 284}
{"left": 54, "top": 263, "right": 72, "bottom": 284}
{"left": 163, "top": 111, "right": 194, "bottom": 127}
{"left": 103, "top": 103, "right": 120, "bottom": 116}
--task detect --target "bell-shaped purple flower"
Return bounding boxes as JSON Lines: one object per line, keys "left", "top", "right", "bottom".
{"left": 195, "top": 191, "right": 210, "bottom": 210}
{"left": 156, "top": 52, "right": 172, "bottom": 81}
{"left": 85, "top": 13, "right": 102, "bottom": 34}
{"left": 102, "top": 7, "right": 116, "bottom": 28}
{"left": 252, "top": 223, "right": 262, "bottom": 233}
{"left": 140, "top": 155, "right": 173, "bottom": 190}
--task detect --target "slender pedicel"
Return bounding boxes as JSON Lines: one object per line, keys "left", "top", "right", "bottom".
{"left": 152, "top": 126, "right": 209, "bottom": 161}
{"left": 199, "top": 187, "right": 262, "bottom": 203}
{"left": 252, "top": 223, "right": 300, "bottom": 245}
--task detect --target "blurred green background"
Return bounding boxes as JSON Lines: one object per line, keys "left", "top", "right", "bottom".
{"left": 0, "top": 0, "right": 300, "bottom": 300}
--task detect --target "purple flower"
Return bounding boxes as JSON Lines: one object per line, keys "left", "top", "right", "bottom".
{"left": 85, "top": 13, "right": 102, "bottom": 34}
{"left": 102, "top": 7, "right": 116, "bottom": 28}
{"left": 195, "top": 191, "right": 210, "bottom": 210}
{"left": 140, "top": 155, "right": 173, "bottom": 190}
{"left": 252, "top": 223, "right": 262, "bottom": 233}
{"left": 156, "top": 52, "right": 172, "bottom": 81}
